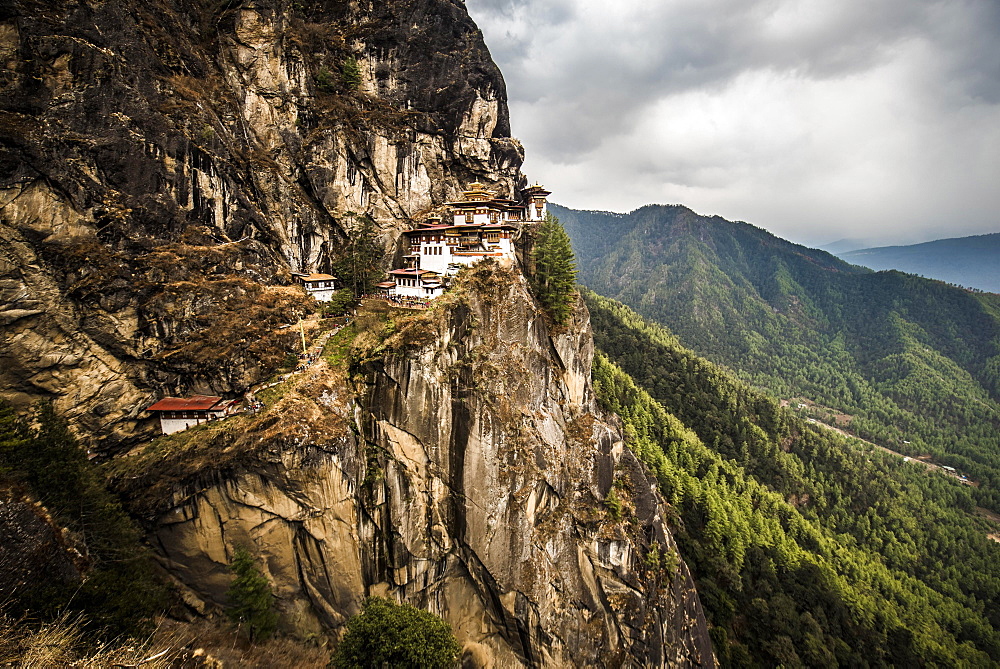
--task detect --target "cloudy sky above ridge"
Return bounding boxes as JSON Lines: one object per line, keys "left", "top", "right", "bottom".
{"left": 464, "top": 0, "right": 1000, "bottom": 247}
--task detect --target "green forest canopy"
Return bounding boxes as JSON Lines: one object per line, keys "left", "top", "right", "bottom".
{"left": 555, "top": 203, "right": 1000, "bottom": 512}
{"left": 586, "top": 290, "right": 1000, "bottom": 666}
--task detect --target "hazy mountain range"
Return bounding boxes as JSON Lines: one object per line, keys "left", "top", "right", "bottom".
{"left": 835, "top": 233, "right": 1000, "bottom": 293}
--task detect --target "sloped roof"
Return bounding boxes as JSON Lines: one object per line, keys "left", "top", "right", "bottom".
{"left": 147, "top": 395, "right": 223, "bottom": 411}
{"left": 302, "top": 273, "right": 337, "bottom": 282}
{"left": 389, "top": 268, "right": 438, "bottom": 277}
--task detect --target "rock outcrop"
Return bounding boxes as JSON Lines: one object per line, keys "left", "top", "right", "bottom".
{"left": 121, "top": 264, "right": 713, "bottom": 667}
{"left": 0, "top": 0, "right": 522, "bottom": 449}
{"left": 3, "top": 1, "right": 715, "bottom": 664}
{"left": 0, "top": 485, "right": 86, "bottom": 605}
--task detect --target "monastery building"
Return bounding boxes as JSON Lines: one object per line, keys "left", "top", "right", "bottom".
{"left": 146, "top": 395, "right": 241, "bottom": 434}
{"left": 379, "top": 182, "right": 550, "bottom": 301}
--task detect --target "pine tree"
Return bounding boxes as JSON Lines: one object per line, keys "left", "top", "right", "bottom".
{"left": 531, "top": 213, "right": 578, "bottom": 325}
{"left": 333, "top": 215, "right": 383, "bottom": 297}
{"left": 226, "top": 546, "right": 279, "bottom": 641}
{"left": 341, "top": 56, "right": 362, "bottom": 90}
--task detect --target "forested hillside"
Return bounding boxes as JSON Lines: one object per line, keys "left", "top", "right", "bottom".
{"left": 838, "top": 233, "right": 1000, "bottom": 293}
{"left": 586, "top": 290, "right": 1000, "bottom": 667}
{"left": 555, "top": 204, "right": 1000, "bottom": 511}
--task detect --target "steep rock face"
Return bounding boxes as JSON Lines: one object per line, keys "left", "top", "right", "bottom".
{"left": 0, "top": 0, "right": 522, "bottom": 448}
{"left": 0, "top": 485, "right": 86, "bottom": 604}
{"left": 135, "top": 267, "right": 714, "bottom": 667}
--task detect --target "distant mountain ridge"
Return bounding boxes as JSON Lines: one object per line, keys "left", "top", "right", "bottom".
{"left": 551, "top": 202, "right": 1000, "bottom": 511}
{"left": 838, "top": 233, "right": 1000, "bottom": 293}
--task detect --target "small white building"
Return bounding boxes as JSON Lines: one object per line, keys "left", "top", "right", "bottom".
{"left": 146, "top": 395, "right": 241, "bottom": 434}
{"left": 297, "top": 273, "right": 338, "bottom": 301}
{"left": 387, "top": 268, "right": 446, "bottom": 299}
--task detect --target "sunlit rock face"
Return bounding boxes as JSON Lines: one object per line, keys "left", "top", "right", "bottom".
{"left": 3, "top": 2, "right": 715, "bottom": 664}
{"left": 135, "top": 266, "right": 714, "bottom": 667}
{"left": 0, "top": 0, "right": 522, "bottom": 450}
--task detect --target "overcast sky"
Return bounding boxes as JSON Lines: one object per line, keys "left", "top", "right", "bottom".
{"left": 464, "top": 0, "right": 1000, "bottom": 248}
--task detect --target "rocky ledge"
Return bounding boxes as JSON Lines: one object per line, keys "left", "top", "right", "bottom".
{"left": 112, "top": 264, "right": 714, "bottom": 667}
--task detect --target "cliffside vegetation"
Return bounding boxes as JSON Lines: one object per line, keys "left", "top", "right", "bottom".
{"left": 332, "top": 214, "right": 384, "bottom": 297}
{"left": 333, "top": 597, "right": 460, "bottom": 669}
{"left": 557, "top": 204, "right": 1000, "bottom": 512}
{"left": 0, "top": 401, "right": 167, "bottom": 637}
{"left": 227, "top": 546, "right": 279, "bottom": 642}
{"left": 587, "top": 290, "right": 1000, "bottom": 666}
{"left": 529, "top": 213, "right": 578, "bottom": 325}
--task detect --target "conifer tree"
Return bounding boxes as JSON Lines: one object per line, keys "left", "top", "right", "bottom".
{"left": 531, "top": 213, "right": 578, "bottom": 325}
{"left": 226, "top": 546, "right": 279, "bottom": 641}
{"left": 341, "top": 56, "right": 362, "bottom": 90}
{"left": 333, "top": 214, "right": 383, "bottom": 297}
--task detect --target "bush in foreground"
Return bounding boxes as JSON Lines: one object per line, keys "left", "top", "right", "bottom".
{"left": 333, "top": 597, "right": 460, "bottom": 668}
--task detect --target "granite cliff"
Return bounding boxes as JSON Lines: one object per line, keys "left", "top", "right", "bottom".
{"left": 2, "top": 0, "right": 714, "bottom": 664}
{"left": 112, "top": 264, "right": 713, "bottom": 666}
{"left": 1, "top": 0, "right": 521, "bottom": 450}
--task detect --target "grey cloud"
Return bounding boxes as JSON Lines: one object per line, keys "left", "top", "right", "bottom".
{"left": 466, "top": 0, "right": 1000, "bottom": 244}
{"left": 471, "top": 0, "right": 961, "bottom": 160}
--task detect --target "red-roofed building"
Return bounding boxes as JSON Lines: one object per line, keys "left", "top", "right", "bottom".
{"left": 146, "top": 395, "right": 241, "bottom": 434}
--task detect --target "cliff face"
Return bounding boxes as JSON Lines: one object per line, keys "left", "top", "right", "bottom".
{"left": 0, "top": 0, "right": 521, "bottom": 449}
{"left": 3, "top": 2, "right": 715, "bottom": 663}
{"left": 117, "top": 264, "right": 713, "bottom": 667}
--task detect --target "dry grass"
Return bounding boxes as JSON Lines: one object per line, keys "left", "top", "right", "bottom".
{"left": 0, "top": 614, "right": 330, "bottom": 668}
{"left": 0, "top": 613, "right": 175, "bottom": 668}
{"left": 149, "top": 618, "right": 329, "bottom": 669}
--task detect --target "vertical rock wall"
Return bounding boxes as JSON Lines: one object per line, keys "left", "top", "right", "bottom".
{"left": 0, "top": 0, "right": 522, "bottom": 448}
{"left": 143, "top": 266, "right": 714, "bottom": 667}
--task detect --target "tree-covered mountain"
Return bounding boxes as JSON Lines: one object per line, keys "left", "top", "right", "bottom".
{"left": 837, "top": 233, "right": 1000, "bottom": 293}
{"left": 553, "top": 203, "right": 1000, "bottom": 511}
{"left": 585, "top": 289, "right": 1000, "bottom": 667}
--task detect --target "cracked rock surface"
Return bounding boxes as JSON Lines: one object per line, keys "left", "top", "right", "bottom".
{"left": 139, "top": 268, "right": 714, "bottom": 667}
{"left": 0, "top": 0, "right": 522, "bottom": 450}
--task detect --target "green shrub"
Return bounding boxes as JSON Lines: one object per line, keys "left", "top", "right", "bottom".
{"left": 341, "top": 56, "right": 361, "bottom": 90}
{"left": 316, "top": 66, "right": 337, "bottom": 93}
{"left": 604, "top": 487, "right": 623, "bottom": 520}
{"left": 322, "top": 289, "right": 359, "bottom": 316}
{"left": 226, "top": 546, "right": 279, "bottom": 642}
{"left": 334, "top": 597, "right": 460, "bottom": 668}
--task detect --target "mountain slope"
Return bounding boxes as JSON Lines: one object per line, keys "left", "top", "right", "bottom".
{"left": 838, "top": 233, "right": 1000, "bottom": 293}
{"left": 585, "top": 290, "right": 1000, "bottom": 666}
{"left": 554, "top": 203, "right": 1000, "bottom": 510}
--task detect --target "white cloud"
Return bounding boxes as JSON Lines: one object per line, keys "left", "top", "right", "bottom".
{"left": 467, "top": 0, "right": 1000, "bottom": 246}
